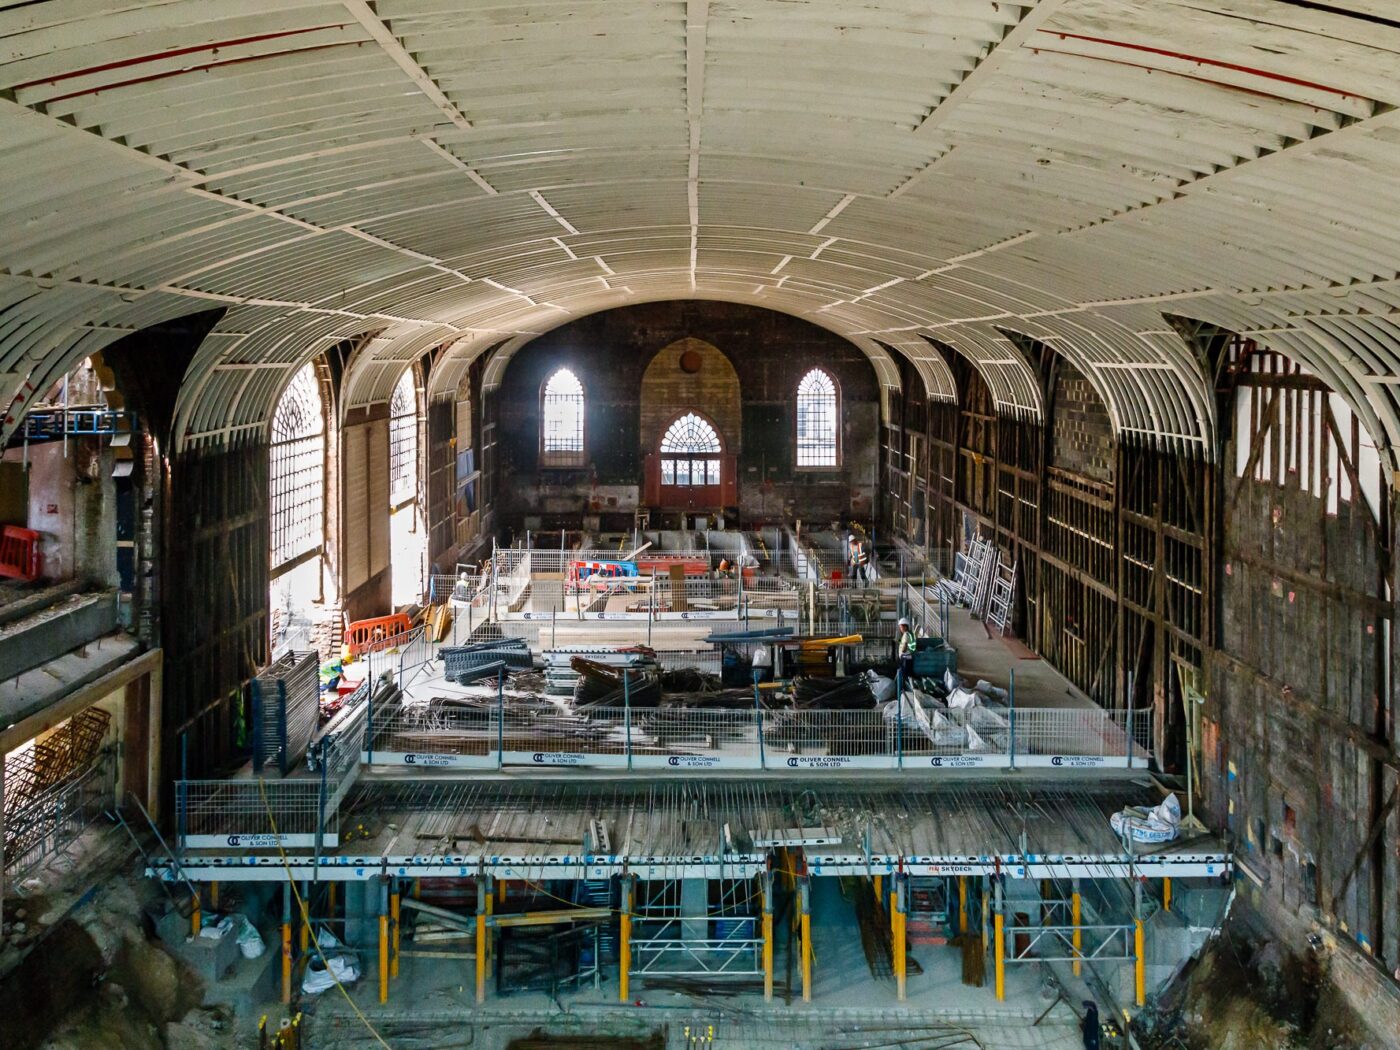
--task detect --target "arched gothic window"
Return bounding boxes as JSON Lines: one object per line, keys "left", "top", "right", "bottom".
{"left": 541, "top": 368, "right": 585, "bottom": 466}
{"left": 270, "top": 363, "right": 325, "bottom": 571}
{"left": 796, "top": 368, "right": 838, "bottom": 467}
{"left": 389, "top": 369, "right": 417, "bottom": 507}
{"left": 660, "top": 413, "right": 722, "bottom": 486}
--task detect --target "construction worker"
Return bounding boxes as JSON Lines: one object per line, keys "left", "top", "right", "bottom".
{"left": 896, "top": 616, "right": 917, "bottom": 682}
{"left": 751, "top": 642, "right": 773, "bottom": 684}
{"left": 1080, "top": 1001, "right": 1101, "bottom": 1050}
{"left": 848, "top": 532, "right": 872, "bottom": 584}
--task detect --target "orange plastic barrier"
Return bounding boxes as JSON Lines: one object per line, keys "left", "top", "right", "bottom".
{"left": 344, "top": 613, "right": 413, "bottom": 659}
{"left": 635, "top": 555, "right": 710, "bottom": 576}
{"left": 0, "top": 526, "right": 41, "bottom": 582}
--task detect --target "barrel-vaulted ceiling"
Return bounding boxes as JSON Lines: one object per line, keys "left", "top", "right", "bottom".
{"left": 3, "top": 1, "right": 1400, "bottom": 468}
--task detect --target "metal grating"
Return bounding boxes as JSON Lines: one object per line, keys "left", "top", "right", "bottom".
{"left": 250, "top": 650, "right": 320, "bottom": 776}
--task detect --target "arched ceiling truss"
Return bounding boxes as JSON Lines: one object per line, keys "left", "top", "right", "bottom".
{"left": 3, "top": 1, "right": 1400, "bottom": 470}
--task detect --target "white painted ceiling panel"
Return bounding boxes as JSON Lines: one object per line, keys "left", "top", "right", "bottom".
{"left": 0, "top": 0, "right": 1399, "bottom": 467}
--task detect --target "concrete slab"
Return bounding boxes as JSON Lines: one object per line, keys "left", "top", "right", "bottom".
{"left": 0, "top": 629, "right": 140, "bottom": 731}
{"left": 0, "top": 590, "right": 118, "bottom": 680}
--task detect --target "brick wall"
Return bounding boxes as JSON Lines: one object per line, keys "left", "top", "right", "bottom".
{"left": 1050, "top": 361, "right": 1114, "bottom": 482}
{"left": 491, "top": 301, "right": 881, "bottom": 528}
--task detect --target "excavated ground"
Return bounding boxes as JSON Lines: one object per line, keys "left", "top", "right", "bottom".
{"left": 0, "top": 872, "right": 237, "bottom": 1050}
{"left": 1140, "top": 908, "right": 1378, "bottom": 1050}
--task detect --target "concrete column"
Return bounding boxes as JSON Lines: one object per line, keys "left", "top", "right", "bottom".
{"left": 680, "top": 877, "right": 707, "bottom": 943}
{"left": 343, "top": 882, "right": 374, "bottom": 947}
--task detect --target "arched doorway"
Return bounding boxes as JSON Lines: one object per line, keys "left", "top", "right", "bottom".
{"left": 645, "top": 412, "right": 736, "bottom": 511}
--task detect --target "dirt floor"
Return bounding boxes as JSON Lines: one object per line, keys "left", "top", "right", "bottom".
{"left": 0, "top": 872, "right": 237, "bottom": 1050}
{"left": 1139, "top": 914, "right": 1378, "bottom": 1050}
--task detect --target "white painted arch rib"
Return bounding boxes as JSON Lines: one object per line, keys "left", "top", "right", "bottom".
{"left": 0, "top": 1, "right": 1398, "bottom": 469}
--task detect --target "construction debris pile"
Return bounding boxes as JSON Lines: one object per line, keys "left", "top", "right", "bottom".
{"left": 354, "top": 623, "right": 1021, "bottom": 763}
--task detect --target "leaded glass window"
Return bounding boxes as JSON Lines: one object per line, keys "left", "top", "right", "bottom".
{"left": 660, "top": 413, "right": 722, "bottom": 487}
{"left": 270, "top": 364, "right": 325, "bottom": 572}
{"left": 389, "top": 369, "right": 417, "bottom": 506}
{"left": 796, "top": 368, "right": 838, "bottom": 467}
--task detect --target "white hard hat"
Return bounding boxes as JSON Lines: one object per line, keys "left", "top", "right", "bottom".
{"left": 847, "top": 533, "right": 856, "bottom": 541}
{"left": 898, "top": 617, "right": 910, "bottom": 626}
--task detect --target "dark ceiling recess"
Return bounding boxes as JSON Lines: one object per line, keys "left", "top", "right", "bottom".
{"left": 101, "top": 308, "right": 227, "bottom": 449}
{"left": 1276, "top": 2, "right": 1400, "bottom": 31}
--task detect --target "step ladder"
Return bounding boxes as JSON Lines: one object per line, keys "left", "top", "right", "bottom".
{"left": 985, "top": 559, "right": 1017, "bottom": 635}
{"left": 970, "top": 547, "right": 998, "bottom": 620}
{"left": 950, "top": 537, "right": 991, "bottom": 606}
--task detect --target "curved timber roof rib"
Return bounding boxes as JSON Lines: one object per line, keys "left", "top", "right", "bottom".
{"left": 3, "top": 1, "right": 1400, "bottom": 466}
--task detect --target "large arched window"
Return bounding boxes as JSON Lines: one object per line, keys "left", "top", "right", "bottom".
{"left": 389, "top": 369, "right": 417, "bottom": 507}
{"left": 388, "top": 368, "right": 426, "bottom": 607}
{"left": 660, "top": 413, "right": 722, "bottom": 486}
{"left": 270, "top": 363, "right": 325, "bottom": 572}
{"left": 541, "top": 368, "right": 585, "bottom": 466}
{"left": 796, "top": 368, "right": 838, "bottom": 467}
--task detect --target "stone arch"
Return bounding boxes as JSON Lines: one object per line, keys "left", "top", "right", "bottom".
{"left": 638, "top": 338, "right": 741, "bottom": 456}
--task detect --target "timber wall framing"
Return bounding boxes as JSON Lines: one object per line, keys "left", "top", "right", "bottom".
{"left": 883, "top": 347, "right": 1208, "bottom": 768}
{"left": 1206, "top": 336, "right": 1397, "bottom": 972}
{"left": 882, "top": 331, "right": 1398, "bottom": 981}
{"left": 161, "top": 442, "right": 269, "bottom": 780}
